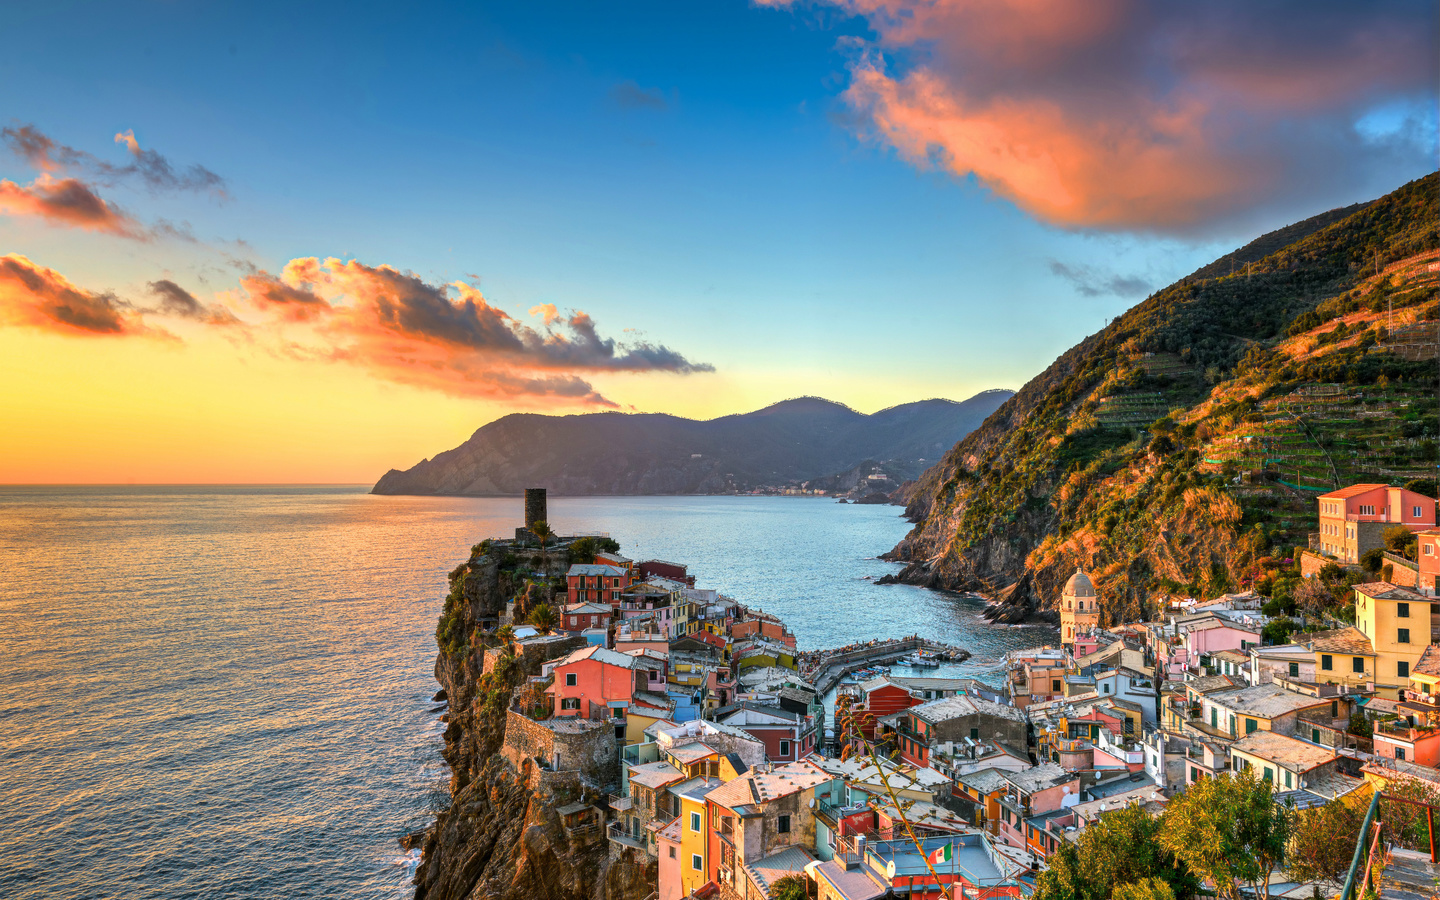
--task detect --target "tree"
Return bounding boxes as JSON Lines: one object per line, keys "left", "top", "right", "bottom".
{"left": 1262, "top": 617, "right": 1296, "bottom": 645}
{"left": 1293, "top": 577, "right": 1334, "bottom": 614}
{"left": 1286, "top": 799, "right": 1363, "bottom": 889}
{"left": 1360, "top": 547, "right": 1386, "bottom": 574}
{"left": 1113, "top": 879, "right": 1178, "bottom": 900}
{"left": 768, "top": 874, "right": 811, "bottom": 900}
{"left": 528, "top": 602, "right": 557, "bottom": 635}
{"left": 495, "top": 624, "right": 516, "bottom": 652}
{"left": 1403, "top": 478, "right": 1439, "bottom": 499}
{"left": 1033, "top": 805, "right": 1198, "bottom": 900}
{"left": 1159, "top": 769, "right": 1291, "bottom": 900}
{"left": 1347, "top": 711, "right": 1373, "bottom": 738}
{"left": 531, "top": 520, "right": 554, "bottom": 571}
{"left": 1383, "top": 524, "right": 1418, "bottom": 560}
{"left": 569, "top": 536, "right": 597, "bottom": 564}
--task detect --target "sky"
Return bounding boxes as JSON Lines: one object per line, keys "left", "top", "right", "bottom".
{"left": 1, "top": 0, "right": 1435, "bottom": 483}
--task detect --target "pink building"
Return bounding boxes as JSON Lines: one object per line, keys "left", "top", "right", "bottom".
{"left": 1418, "top": 530, "right": 1440, "bottom": 596}
{"left": 1163, "top": 613, "right": 1261, "bottom": 676}
{"left": 994, "top": 764, "right": 1079, "bottom": 851}
{"left": 1317, "top": 484, "right": 1436, "bottom": 564}
{"left": 547, "top": 645, "right": 659, "bottom": 719}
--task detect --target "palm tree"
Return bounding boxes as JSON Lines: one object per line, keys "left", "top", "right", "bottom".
{"left": 529, "top": 602, "right": 557, "bottom": 635}
{"left": 495, "top": 624, "right": 516, "bottom": 653}
{"left": 531, "top": 520, "right": 553, "bottom": 573}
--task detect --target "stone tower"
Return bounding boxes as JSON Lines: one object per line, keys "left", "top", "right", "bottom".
{"left": 1060, "top": 567, "right": 1099, "bottom": 649}
{"left": 524, "top": 488, "right": 548, "bottom": 533}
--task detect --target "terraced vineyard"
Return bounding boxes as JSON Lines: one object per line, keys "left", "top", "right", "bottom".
{"left": 892, "top": 172, "right": 1440, "bottom": 619}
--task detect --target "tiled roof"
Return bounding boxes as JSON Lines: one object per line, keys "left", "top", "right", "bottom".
{"left": 744, "top": 845, "right": 816, "bottom": 896}
{"left": 910, "top": 694, "right": 1024, "bottom": 725}
{"left": 667, "top": 742, "right": 718, "bottom": 764}
{"left": 1414, "top": 645, "right": 1440, "bottom": 678}
{"left": 1319, "top": 484, "right": 1388, "bottom": 499}
{"left": 564, "top": 602, "right": 612, "bottom": 614}
{"left": 567, "top": 564, "right": 627, "bottom": 576}
{"left": 556, "top": 645, "right": 638, "bottom": 669}
{"left": 1303, "top": 626, "right": 1376, "bottom": 657}
{"left": 1211, "top": 683, "right": 1333, "bottom": 719}
{"left": 671, "top": 776, "right": 724, "bottom": 802}
{"left": 704, "top": 759, "right": 830, "bottom": 809}
{"left": 957, "top": 767, "right": 1010, "bottom": 795}
{"left": 1187, "top": 673, "right": 1246, "bottom": 695}
{"left": 1231, "top": 731, "right": 1337, "bottom": 771}
{"left": 1005, "top": 762, "right": 1073, "bottom": 793}
{"left": 1353, "top": 582, "right": 1428, "bottom": 602}
{"left": 628, "top": 761, "right": 686, "bottom": 789}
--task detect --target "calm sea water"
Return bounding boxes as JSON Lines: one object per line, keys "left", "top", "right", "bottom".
{"left": 0, "top": 487, "right": 1053, "bottom": 900}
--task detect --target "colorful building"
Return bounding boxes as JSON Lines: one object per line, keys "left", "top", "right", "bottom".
{"left": 566, "top": 563, "right": 632, "bottom": 606}
{"left": 1354, "top": 582, "right": 1434, "bottom": 695}
{"left": 1059, "top": 568, "right": 1100, "bottom": 649}
{"left": 1317, "top": 484, "right": 1436, "bottom": 564}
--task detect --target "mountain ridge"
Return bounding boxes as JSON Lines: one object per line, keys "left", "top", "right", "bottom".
{"left": 372, "top": 390, "right": 1014, "bottom": 496}
{"left": 888, "top": 172, "right": 1439, "bottom": 623}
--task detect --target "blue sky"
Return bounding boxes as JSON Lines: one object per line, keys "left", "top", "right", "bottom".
{"left": 0, "top": 0, "right": 1434, "bottom": 480}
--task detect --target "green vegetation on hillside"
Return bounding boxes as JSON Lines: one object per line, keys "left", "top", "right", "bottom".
{"left": 898, "top": 173, "right": 1439, "bottom": 620}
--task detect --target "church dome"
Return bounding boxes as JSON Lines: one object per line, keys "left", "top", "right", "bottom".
{"left": 1064, "top": 568, "right": 1096, "bottom": 598}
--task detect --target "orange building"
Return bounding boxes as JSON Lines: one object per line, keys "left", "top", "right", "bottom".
{"left": 1317, "top": 484, "right": 1436, "bottom": 564}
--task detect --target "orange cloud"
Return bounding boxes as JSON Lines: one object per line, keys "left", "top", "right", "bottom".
{"left": 0, "top": 174, "right": 145, "bottom": 238}
{"left": 235, "top": 256, "right": 712, "bottom": 405}
{"left": 0, "top": 254, "right": 149, "bottom": 335}
{"left": 763, "top": 0, "right": 1438, "bottom": 233}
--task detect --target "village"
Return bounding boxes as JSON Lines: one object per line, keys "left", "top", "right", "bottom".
{"left": 472, "top": 485, "right": 1440, "bottom": 900}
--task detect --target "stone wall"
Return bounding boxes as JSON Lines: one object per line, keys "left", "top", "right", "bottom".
{"left": 500, "top": 710, "right": 620, "bottom": 792}
{"left": 1299, "top": 551, "right": 1329, "bottom": 579}
{"left": 1383, "top": 554, "right": 1420, "bottom": 589}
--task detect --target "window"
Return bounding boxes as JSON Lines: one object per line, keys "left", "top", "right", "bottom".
{"left": 1399, "top": 661, "right": 1410, "bottom": 678}
{"left": 777, "top": 815, "right": 791, "bottom": 834}
{"left": 1397, "top": 748, "right": 1407, "bottom": 761}
{"left": 1245, "top": 718, "right": 1258, "bottom": 735}
{"left": 1321, "top": 655, "right": 1333, "bottom": 671}
{"left": 1262, "top": 767, "right": 1272, "bottom": 782}
{"left": 561, "top": 697, "right": 580, "bottom": 710}
{"left": 1353, "top": 657, "right": 1365, "bottom": 674}
{"left": 691, "top": 854, "right": 702, "bottom": 871}
{"left": 1427, "top": 545, "right": 1436, "bottom": 556}
{"left": 1052, "top": 679, "right": 1061, "bottom": 692}
{"left": 565, "top": 673, "right": 577, "bottom": 686}
{"left": 1103, "top": 684, "right": 1110, "bottom": 693}
{"left": 970, "top": 727, "right": 980, "bottom": 741}
{"left": 1312, "top": 728, "right": 1321, "bottom": 743}
{"left": 669, "top": 846, "right": 676, "bottom": 858}
{"left": 690, "top": 812, "right": 701, "bottom": 832}
{"left": 778, "top": 740, "right": 791, "bottom": 757}
{"left": 1399, "top": 603, "right": 1411, "bottom": 618}
{"left": 569, "top": 617, "right": 577, "bottom": 626}
{"left": 1289, "top": 662, "right": 1300, "bottom": 677}
{"left": 1416, "top": 506, "right": 1424, "bottom": 518}
{"left": 1399, "top": 629, "right": 1411, "bottom": 644}
{"left": 1285, "top": 770, "right": 1293, "bottom": 788}
{"left": 1191, "top": 766, "right": 1199, "bottom": 781}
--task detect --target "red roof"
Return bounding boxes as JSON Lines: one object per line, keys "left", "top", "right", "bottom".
{"left": 1318, "top": 484, "right": 1389, "bottom": 499}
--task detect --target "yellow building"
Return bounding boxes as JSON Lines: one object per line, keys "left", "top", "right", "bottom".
{"left": 1229, "top": 731, "right": 1338, "bottom": 792}
{"left": 1301, "top": 626, "right": 1376, "bottom": 689}
{"left": 1059, "top": 568, "right": 1100, "bottom": 649}
{"left": 672, "top": 775, "right": 722, "bottom": 897}
{"left": 1354, "top": 582, "right": 1432, "bottom": 696}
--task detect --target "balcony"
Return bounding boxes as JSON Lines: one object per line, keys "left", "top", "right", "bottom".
{"left": 607, "top": 822, "right": 648, "bottom": 853}
{"left": 609, "top": 792, "right": 633, "bottom": 812}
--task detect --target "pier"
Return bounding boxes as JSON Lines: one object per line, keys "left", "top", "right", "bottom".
{"left": 801, "top": 637, "right": 970, "bottom": 694}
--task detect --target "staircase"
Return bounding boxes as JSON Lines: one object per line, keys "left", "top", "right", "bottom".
{"left": 1380, "top": 848, "right": 1440, "bottom": 900}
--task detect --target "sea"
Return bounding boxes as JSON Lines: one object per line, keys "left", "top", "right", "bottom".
{"left": 0, "top": 486, "right": 1055, "bottom": 900}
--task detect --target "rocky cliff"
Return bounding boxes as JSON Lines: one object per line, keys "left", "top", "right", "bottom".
{"left": 373, "top": 392, "right": 1012, "bottom": 496}
{"left": 888, "top": 173, "right": 1439, "bottom": 624}
{"left": 413, "top": 542, "right": 652, "bottom": 900}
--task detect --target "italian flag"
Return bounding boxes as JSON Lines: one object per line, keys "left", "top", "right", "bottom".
{"left": 928, "top": 843, "right": 953, "bottom": 865}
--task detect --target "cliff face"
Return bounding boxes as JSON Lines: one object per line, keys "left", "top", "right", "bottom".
{"left": 890, "top": 173, "right": 1439, "bottom": 624}
{"left": 373, "top": 392, "right": 1013, "bottom": 496}
{"left": 414, "top": 547, "right": 652, "bottom": 900}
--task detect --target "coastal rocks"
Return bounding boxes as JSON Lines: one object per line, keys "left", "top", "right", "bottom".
{"left": 417, "top": 546, "right": 653, "bottom": 900}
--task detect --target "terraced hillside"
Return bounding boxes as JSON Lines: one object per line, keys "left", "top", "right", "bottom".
{"left": 889, "top": 173, "right": 1439, "bottom": 623}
